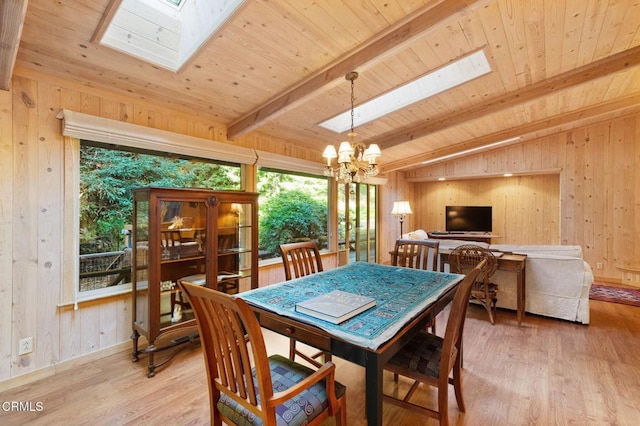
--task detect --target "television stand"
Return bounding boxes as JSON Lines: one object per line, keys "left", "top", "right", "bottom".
{"left": 427, "top": 232, "right": 499, "bottom": 244}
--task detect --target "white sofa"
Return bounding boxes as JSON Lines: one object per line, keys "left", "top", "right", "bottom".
{"left": 401, "top": 231, "right": 594, "bottom": 324}
{"left": 488, "top": 244, "right": 593, "bottom": 324}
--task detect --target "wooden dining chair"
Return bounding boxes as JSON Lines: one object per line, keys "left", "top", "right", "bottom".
{"left": 392, "top": 239, "right": 440, "bottom": 332}
{"left": 392, "top": 238, "right": 440, "bottom": 270}
{"left": 177, "top": 281, "right": 347, "bottom": 426}
{"left": 279, "top": 241, "right": 331, "bottom": 367}
{"left": 383, "top": 259, "right": 486, "bottom": 426}
{"left": 449, "top": 244, "right": 499, "bottom": 324}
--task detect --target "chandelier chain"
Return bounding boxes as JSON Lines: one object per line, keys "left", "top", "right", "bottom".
{"left": 350, "top": 76, "right": 355, "bottom": 135}
{"left": 322, "top": 71, "right": 380, "bottom": 184}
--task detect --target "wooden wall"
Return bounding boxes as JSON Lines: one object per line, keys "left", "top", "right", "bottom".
{"left": 406, "top": 114, "right": 640, "bottom": 283}
{"left": 0, "top": 71, "right": 336, "bottom": 388}
{"left": 1, "top": 69, "right": 639, "bottom": 389}
{"left": 378, "top": 170, "right": 414, "bottom": 264}
{"left": 414, "top": 174, "right": 561, "bottom": 244}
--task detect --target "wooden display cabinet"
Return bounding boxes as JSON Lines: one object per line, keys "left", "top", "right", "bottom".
{"left": 130, "top": 187, "right": 258, "bottom": 377}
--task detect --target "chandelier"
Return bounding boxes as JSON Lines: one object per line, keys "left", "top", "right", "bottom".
{"left": 322, "top": 71, "right": 381, "bottom": 183}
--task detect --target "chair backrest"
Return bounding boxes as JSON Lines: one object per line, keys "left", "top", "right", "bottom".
{"left": 449, "top": 244, "right": 498, "bottom": 283}
{"left": 439, "top": 258, "right": 486, "bottom": 378}
{"left": 392, "top": 239, "right": 440, "bottom": 271}
{"left": 178, "top": 281, "right": 274, "bottom": 424}
{"left": 279, "top": 241, "right": 324, "bottom": 281}
{"left": 161, "top": 230, "right": 181, "bottom": 248}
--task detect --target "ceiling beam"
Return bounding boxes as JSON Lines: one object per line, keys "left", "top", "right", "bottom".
{"left": 0, "top": 0, "right": 28, "bottom": 91}
{"left": 91, "top": 0, "right": 123, "bottom": 43}
{"left": 374, "top": 44, "right": 640, "bottom": 150}
{"left": 381, "top": 92, "right": 640, "bottom": 173}
{"left": 226, "top": 0, "right": 490, "bottom": 140}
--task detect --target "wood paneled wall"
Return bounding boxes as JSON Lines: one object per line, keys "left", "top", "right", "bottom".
{"left": 0, "top": 71, "right": 333, "bottom": 387}
{"left": 1, "top": 70, "right": 639, "bottom": 388}
{"left": 406, "top": 114, "right": 640, "bottom": 283}
{"left": 378, "top": 170, "right": 414, "bottom": 264}
{"left": 414, "top": 175, "right": 561, "bottom": 244}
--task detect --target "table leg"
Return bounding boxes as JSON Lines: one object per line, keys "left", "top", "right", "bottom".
{"left": 365, "top": 353, "right": 383, "bottom": 426}
{"left": 517, "top": 263, "right": 526, "bottom": 325}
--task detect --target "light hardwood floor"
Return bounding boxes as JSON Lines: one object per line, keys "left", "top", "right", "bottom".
{"left": 1, "top": 298, "right": 640, "bottom": 425}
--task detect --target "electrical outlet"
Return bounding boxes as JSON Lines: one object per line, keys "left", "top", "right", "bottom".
{"left": 596, "top": 262, "right": 603, "bottom": 269}
{"left": 19, "top": 337, "right": 33, "bottom": 355}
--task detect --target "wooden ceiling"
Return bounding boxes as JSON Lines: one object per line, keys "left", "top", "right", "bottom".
{"left": 3, "top": 0, "right": 640, "bottom": 174}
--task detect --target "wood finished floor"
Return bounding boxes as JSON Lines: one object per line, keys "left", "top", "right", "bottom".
{"left": 1, "top": 298, "right": 640, "bottom": 425}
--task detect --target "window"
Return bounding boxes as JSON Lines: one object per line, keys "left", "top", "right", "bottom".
{"left": 338, "top": 183, "right": 377, "bottom": 264}
{"left": 78, "top": 141, "right": 241, "bottom": 295}
{"left": 257, "top": 167, "right": 329, "bottom": 260}
{"left": 60, "top": 110, "right": 379, "bottom": 305}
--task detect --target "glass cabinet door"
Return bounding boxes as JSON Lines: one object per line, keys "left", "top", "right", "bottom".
{"left": 134, "top": 197, "right": 150, "bottom": 332}
{"left": 157, "top": 199, "right": 208, "bottom": 328}
{"left": 217, "top": 201, "right": 254, "bottom": 294}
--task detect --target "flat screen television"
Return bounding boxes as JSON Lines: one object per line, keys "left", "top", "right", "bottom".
{"left": 445, "top": 206, "right": 492, "bottom": 233}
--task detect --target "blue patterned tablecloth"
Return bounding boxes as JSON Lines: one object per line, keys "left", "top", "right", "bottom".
{"left": 239, "top": 262, "right": 464, "bottom": 350}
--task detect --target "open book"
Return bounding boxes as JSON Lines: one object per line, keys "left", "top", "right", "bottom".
{"left": 295, "top": 290, "right": 376, "bottom": 324}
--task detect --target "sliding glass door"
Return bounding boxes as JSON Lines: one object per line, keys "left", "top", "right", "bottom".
{"left": 338, "top": 183, "right": 377, "bottom": 265}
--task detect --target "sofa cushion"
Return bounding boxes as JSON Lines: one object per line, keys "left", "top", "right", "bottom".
{"left": 403, "top": 229, "right": 429, "bottom": 240}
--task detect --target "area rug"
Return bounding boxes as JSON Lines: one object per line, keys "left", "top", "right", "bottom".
{"left": 589, "top": 284, "right": 640, "bottom": 307}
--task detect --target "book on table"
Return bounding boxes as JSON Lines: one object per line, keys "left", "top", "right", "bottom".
{"left": 295, "top": 290, "right": 376, "bottom": 324}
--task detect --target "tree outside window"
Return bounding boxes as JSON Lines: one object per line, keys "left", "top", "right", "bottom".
{"left": 257, "top": 168, "right": 329, "bottom": 259}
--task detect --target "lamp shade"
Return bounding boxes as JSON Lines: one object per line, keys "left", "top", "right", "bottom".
{"left": 363, "top": 143, "right": 381, "bottom": 163}
{"left": 338, "top": 141, "right": 354, "bottom": 155}
{"left": 391, "top": 201, "right": 413, "bottom": 216}
{"left": 365, "top": 143, "right": 381, "bottom": 157}
{"left": 322, "top": 145, "right": 338, "bottom": 159}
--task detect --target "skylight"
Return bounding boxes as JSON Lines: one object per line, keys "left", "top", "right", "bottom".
{"left": 99, "top": 0, "right": 244, "bottom": 72}
{"left": 163, "top": 0, "right": 185, "bottom": 9}
{"left": 319, "top": 50, "right": 492, "bottom": 133}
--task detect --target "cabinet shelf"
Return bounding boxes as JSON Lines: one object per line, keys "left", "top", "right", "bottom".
{"left": 131, "top": 187, "right": 258, "bottom": 377}
{"left": 159, "top": 312, "right": 197, "bottom": 329}
{"left": 160, "top": 255, "right": 206, "bottom": 264}
{"left": 218, "top": 248, "right": 251, "bottom": 256}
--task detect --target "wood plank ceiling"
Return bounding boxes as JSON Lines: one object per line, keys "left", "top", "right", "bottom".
{"left": 3, "top": 0, "right": 640, "bottom": 174}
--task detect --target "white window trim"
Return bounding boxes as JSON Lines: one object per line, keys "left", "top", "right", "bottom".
{"left": 58, "top": 109, "right": 257, "bottom": 164}
{"left": 58, "top": 109, "right": 387, "bottom": 180}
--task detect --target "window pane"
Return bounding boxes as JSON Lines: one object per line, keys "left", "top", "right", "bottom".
{"left": 79, "top": 142, "right": 241, "bottom": 293}
{"left": 257, "top": 168, "right": 329, "bottom": 260}
{"left": 338, "top": 183, "right": 377, "bottom": 264}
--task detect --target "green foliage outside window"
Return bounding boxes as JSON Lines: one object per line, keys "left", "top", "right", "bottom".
{"left": 258, "top": 189, "right": 328, "bottom": 258}
{"left": 80, "top": 145, "right": 329, "bottom": 261}
{"left": 80, "top": 144, "right": 240, "bottom": 253}
{"left": 256, "top": 168, "right": 329, "bottom": 259}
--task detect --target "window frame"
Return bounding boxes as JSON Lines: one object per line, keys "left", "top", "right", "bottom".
{"left": 77, "top": 141, "right": 242, "bottom": 297}
{"left": 59, "top": 110, "right": 346, "bottom": 307}
{"left": 256, "top": 166, "right": 331, "bottom": 260}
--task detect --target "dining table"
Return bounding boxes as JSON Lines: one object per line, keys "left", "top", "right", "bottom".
{"left": 238, "top": 261, "right": 464, "bottom": 426}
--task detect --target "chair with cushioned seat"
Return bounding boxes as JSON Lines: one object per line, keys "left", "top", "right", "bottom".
{"left": 383, "top": 259, "right": 486, "bottom": 426}
{"left": 177, "top": 281, "right": 347, "bottom": 426}
{"left": 392, "top": 238, "right": 440, "bottom": 333}
{"left": 449, "top": 244, "right": 499, "bottom": 324}
{"left": 279, "top": 241, "right": 332, "bottom": 368}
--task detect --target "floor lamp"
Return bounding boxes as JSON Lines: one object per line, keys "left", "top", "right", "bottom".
{"left": 391, "top": 201, "right": 413, "bottom": 238}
